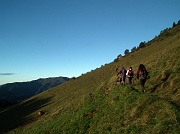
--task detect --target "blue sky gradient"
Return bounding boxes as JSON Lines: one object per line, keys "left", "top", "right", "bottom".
{"left": 0, "top": 0, "right": 180, "bottom": 85}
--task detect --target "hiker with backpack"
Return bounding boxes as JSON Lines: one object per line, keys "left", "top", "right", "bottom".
{"left": 136, "top": 64, "right": 149, "bottom": 93}
{"left": 120, "top": 67, "right": 127, "bottom": 85}
{"left": 126, "top": 67, "right": 134, "bottom": 88}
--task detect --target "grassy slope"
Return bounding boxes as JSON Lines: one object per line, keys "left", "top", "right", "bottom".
{"left": 0, "top": 25, "right": 180, "bottom": 134}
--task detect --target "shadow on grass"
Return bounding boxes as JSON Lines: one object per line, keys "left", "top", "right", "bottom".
{"left": 0, "top": 97, "right": 52, "bottom": 133}
{"left": 150, "top": 71, "right": 170, "bottom": 93}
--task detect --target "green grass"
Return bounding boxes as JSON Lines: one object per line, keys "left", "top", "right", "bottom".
{"left": 7, "top": 86, "right": 180, "bottom": 134}
{"left": 0, "top": 23, "right": 180, "bottom": 134}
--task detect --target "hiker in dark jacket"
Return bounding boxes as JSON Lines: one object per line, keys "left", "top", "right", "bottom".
{"left": 120, "top": 67, "right": 127, "bottom": 85}
{"left": 126, "top": 67, "right": 134, "bottom": 88}
{"left": 136, "top": 64, "right": 148, "bottom": 93}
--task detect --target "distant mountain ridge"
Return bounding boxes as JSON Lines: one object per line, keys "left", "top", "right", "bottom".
{"left": 0, "top": 76, "right": 70, "bottom": 107}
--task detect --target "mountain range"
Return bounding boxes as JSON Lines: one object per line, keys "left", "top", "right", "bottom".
{"left": 0, "top": 77, "right": 70, "bottom": 107}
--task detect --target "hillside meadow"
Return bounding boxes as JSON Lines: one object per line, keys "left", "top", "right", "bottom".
{"left": 0, "top": 24, "right": 180, "bottom": 133}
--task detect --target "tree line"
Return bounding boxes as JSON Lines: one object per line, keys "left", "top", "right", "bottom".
{"left": 114, "top": 20, "right": 180, "bottom": 62}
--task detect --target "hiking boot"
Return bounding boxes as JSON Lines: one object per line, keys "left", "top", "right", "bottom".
{"left": 121, "top": 81, "right": 125, "bottom": 85}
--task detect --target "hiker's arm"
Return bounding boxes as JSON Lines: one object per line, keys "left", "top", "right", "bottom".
{"left": 120, "top": 70, "right": 122, "bottom": 74}
{"left": 126, "top": 70, "right": 129, "bottom": 76}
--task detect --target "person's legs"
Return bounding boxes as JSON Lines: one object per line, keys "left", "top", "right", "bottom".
{"left": 140, "top": 79, "right": 146, "bottom": 93}
{"left": 119, "top": 76, "right": 122, "bottom": 83}
{"left": 121, "top": 75, "right": 123, "bottom": 84}
{"left": 122, "top": 76, "right": 126, "bottom": 85}
{"left": 129, "top": 77, "right": 133, "bottom": 87}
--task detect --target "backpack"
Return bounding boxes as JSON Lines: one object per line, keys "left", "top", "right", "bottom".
{"left": 128, "top": 70, "right": 133, "bottom": 77}
{"left": 140, "top": 70, "right": 147, "bottom": 79}
{"left": 122, "top": 69, "right": 127, "bottom": 77}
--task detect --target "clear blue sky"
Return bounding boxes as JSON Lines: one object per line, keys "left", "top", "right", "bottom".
{"left": 0, "top": 0, "right": 180, "bottom": 85}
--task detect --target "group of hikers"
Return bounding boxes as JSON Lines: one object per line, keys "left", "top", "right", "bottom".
{"left": 116, "top": 64, "right": 149, "bottom": 93}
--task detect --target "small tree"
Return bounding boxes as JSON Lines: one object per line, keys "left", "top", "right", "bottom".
{"left": 114, "top": 58, "right": 118, "bottom": 62}
{"left": 173, "top": 22, "right": 176, "bottom": 27}
{"left": 124, "top": 49, "right": 129, "bottom": 55}
{"left": 117, "top": 54, "right": 122, "bottom": 58}
{"left": 177, "top": 20, "right": 180, "bottom": 25}
{"left": 131, "top": 46, "right": 137, "bottom": 52}
{"left": 139, "top": 42, "right": 146, "bottom": 48}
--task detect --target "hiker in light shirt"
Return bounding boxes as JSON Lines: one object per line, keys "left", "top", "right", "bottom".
{"left": 126, "top": 67, "right": 134, "bottom": 88}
